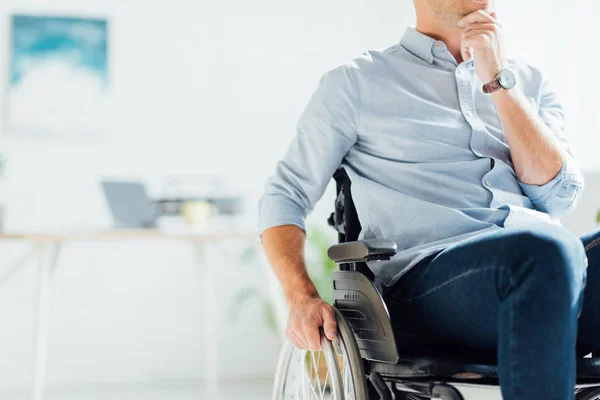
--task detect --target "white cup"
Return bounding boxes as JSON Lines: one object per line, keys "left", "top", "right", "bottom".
{"left": 181, "top": 201, "right": 213, "bottom": 229}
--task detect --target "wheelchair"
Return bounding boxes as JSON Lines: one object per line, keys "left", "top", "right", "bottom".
{"left": 273, "top": 168, "right": 600, "bottom": 400}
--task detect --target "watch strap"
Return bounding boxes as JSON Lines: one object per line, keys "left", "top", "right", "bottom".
{"left": 482, "top": 78, "right": 503, "bottom": 94}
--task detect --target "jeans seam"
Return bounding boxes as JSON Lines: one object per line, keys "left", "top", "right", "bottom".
{"left": 509, "top": 294, "right": 520, "bottom": 400}
{"left": 499, "top": 266, "right": 520, "bottom": 400}
{"left": 402, "top": 266, "right": 502, "bottom": 303}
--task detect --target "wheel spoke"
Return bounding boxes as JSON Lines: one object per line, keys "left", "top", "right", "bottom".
{"left": 310, "top": 350, "right": 323, "bottom": 395}
{"left": 282, "top": 346, "right": 343, "bottom": 400}
{"left": 321, "top": 368, "right": 329, "bottom": 399}
{"left": 275, "top": 312, "right": 368, "bottom": 399}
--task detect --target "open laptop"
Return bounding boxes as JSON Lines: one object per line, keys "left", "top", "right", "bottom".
{"left": 101, "top": 181, "right": 158, "bottom": 229}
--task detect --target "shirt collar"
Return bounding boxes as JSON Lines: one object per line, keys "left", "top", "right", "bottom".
{"left": 400, "top": 27, "right": 436, "bottom": 64}
{"left": 400, "top": 27, "right": 475, "bottom": 69}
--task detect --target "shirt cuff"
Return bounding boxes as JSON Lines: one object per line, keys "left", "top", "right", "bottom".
{"left": 258, "top": 194, "right": 308, "bottom": 237}
{"left": 518, "top": 155, "right": 584, "bottom": 217}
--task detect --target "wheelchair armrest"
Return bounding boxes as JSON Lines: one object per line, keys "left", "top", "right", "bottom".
{"left": 327, "top": 239, "right": 397, "bottom": 264}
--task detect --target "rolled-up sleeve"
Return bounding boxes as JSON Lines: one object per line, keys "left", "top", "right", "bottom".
{"left": 258, "top": 65, "right": 359, "bottom": 236}
{"left": 518, "top": 77, "right": 584, "bottom": 218}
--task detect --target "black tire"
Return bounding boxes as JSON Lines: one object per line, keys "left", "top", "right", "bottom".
{"left": 334, "top": 308, "right": 369, "bottom": 399}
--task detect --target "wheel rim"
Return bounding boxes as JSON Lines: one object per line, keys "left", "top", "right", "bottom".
{"left": 274, "top": 333, "right": 358, "bottom": 399}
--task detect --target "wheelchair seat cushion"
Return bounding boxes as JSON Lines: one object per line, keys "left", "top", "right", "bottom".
{"left": 380, "top": 333, "right": 600, "bottom": 381}
{"left": 370, "top": 354, "right": 499, "bottom": 381}
{"left": 370, "top": 355, "right": 600, "bottom": 382}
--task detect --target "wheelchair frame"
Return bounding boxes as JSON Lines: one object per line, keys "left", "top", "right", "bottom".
{"left": 325, "top": 167, "right": 600, "bottom": 399}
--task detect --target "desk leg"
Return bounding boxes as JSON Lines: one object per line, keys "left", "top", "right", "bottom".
{"left": 0, "top": 245, "right": 35, "bottom": 289}
{"left": 31, "top": 243, "right": 60, "bottom": 400}
{"left": 193, "top": 242, "right": 219, "bottom": 399}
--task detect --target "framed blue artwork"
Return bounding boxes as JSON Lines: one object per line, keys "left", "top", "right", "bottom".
{"left": 7, "top": 14, "right": 109, "bottom": 138}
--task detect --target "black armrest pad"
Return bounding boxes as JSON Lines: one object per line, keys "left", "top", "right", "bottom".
{"left": 328, "top": 239, "right": 397, "bottom": 264}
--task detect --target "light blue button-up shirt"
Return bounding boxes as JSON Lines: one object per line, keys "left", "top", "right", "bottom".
{"left": 259, "top": 27, "right": 584, "bottom": 289}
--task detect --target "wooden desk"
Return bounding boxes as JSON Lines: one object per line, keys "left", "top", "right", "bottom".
{"left": 0, "top": 229, "right": 257, "bottom": 400}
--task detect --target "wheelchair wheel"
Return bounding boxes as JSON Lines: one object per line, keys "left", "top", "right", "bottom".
{"left": 272, "top": 309, "right": 368, "bottom": 400}
{"left": 577, "top": 387, "right": 600, "bottom": 399}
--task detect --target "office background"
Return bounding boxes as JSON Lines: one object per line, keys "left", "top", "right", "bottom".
{"left": 0, "top": 0, "right": 598, "bottom": 398}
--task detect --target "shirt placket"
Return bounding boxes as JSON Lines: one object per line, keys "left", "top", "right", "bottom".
{"left": 455, "top": 63, "right": 500, "bottom": 207}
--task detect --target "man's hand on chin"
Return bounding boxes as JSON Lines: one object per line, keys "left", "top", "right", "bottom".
{"left": 458, "top": 10, "right": 507, "bottom": 84}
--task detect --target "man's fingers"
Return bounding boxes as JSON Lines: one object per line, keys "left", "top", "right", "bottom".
{"left": 289, "top": 336, "right": 302, "bottom": 349}
{"left": 286, "top": 300, "right": 338, "bottom": 351}
{"left": 295, "top": 333, "right": 310, "bottom": 350}
{"left": 464, "top": 23, "right": 497, "bottom": 33}
{"left": 460, "top": 36, "right": 471, "bottom": 60}
{"left": 303, "top": 322, "right": 322, "bottom": 351}
{"left": 458, "top": 10, "right": 497, "bottom": 27}
{"left": 289, "top": 330, "right": 309, "bottom": 349}
{"left": 461, "top": 31, "right": 492, "bottom": 51}
{"left": 460, "top": 44, "right": 472, "bottom": 62}
{"left": 286, "top": 333, "right": 301, "bottom": 348}
{"left": 322, "top": 307, "right": 338, "bottom": 341}
{"left": 286, "top": 323, "right": 309, "bottom": 349}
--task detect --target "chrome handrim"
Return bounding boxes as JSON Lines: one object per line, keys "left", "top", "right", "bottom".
{"left": 274, "top": 335, "right": 357, "bottom": 399}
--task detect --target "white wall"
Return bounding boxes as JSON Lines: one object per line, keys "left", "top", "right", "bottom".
{"left": 0, "top": 0, "right": 598, "bottom": 392}
{"left": 563, "top": 173, "right": 600, "bottom": 235}
{"left": 0, "top": 0, "right": 412, "bottom": 392}
{"left": 496, "top": 0, "right": 600, "bottom": 173}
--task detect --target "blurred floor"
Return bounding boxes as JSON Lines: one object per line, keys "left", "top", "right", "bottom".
{"left": 1, "top": 380, "right": 273, "bottom": 400}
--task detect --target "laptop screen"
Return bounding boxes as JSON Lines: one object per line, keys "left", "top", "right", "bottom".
{"left": 101, "top": 181, "right": 158, "bottom": 229}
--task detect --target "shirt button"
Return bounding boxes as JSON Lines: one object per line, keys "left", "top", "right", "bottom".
{"left": 485, "top": 180, "right": 492, "bottom": 187}
{"left": 435, "top": 43, "right": 442, "bottom": 49}
{"left": 474, "top": 151, "right": 482, "bottom": 157}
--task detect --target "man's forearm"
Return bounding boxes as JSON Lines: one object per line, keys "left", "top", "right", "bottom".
{"left": 262, "top": 224, "right": 319, "bottom": 304}
{"left": 491, "top": 89, "right": 567, "bottom": 185}
{"left": 456, "top": 10, "right": 568, "bottom": 187}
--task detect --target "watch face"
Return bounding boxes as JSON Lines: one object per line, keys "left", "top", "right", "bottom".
{"left": 498, "top": 69, "right": 517, "bottom": 89}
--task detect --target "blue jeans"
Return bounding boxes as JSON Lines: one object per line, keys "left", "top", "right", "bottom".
{"left": 386, "top": 224, "right": 600, "bottom": 400}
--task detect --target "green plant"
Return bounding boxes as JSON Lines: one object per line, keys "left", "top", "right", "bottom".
{"left": 597, "top": 209, "right": 600, "bottom": 225}
{"left": 230, "top": 280, "right": 280, "bottom": 335}
{"left": 305, "top": 226, "right": 338, "bottom": 304}
{"left": 230, "top": 223, "right": 337, "bottom": 336}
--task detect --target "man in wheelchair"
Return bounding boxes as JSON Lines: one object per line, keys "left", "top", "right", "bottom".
{"left": 259, "top": 0, "right": 600, "bottom": 399}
